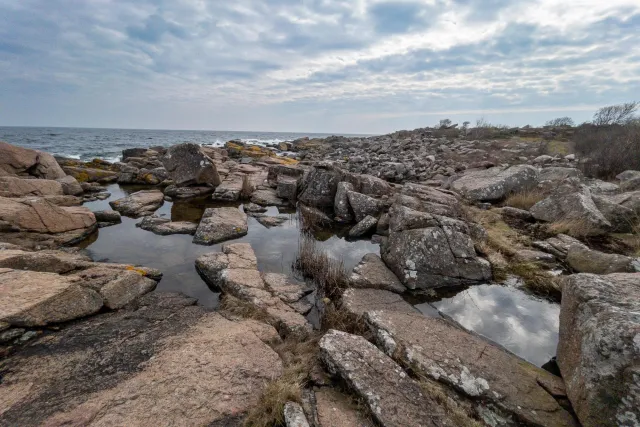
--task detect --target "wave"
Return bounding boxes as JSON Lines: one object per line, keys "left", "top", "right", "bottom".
{"left": 54, "top": 152, "right": 81, "bottom": 159}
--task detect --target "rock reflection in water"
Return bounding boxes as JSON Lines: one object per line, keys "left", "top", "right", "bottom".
{"left": 79, "top": 184, "right": 379, "bottom": 308}
{"left": 414, "top": 284, "right": 560, "bottom": 367}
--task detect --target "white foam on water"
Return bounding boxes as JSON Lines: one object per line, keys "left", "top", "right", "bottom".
{"left": 55, "top": 153, "right": 81, "bottom": 159}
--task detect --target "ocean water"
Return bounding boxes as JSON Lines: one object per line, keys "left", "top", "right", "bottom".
{"left": 0, "top": 126, "right": 360, "bottom": 163}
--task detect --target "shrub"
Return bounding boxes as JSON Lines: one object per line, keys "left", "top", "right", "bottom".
{"left": 592, "top": 102, "right": 639, "bottom": 126}
{"left": 545, "top": 116, "right": 575, "bottom": 127}
{"left": 438, "top": 118, "right": 453, "bottom": 129}
{"left": 573, "top": 123, "right": 640, "bottom": 178}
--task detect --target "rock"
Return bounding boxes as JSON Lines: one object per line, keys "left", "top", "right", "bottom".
{"left": 62, "top": 165, "right": 118, "bottom": 183}
{"left": 163, "top": 184, "right": 213, "bottom": 199}
{"left": 137, "top": 215, "right": 198, "bottom": 235}
{"left": 262, "top": 273, "right": 312, "bottom": 304}
{"left": 276, "top": 175, "right": 299, "bottom": 203}
{"left": 592, "top": 195, "right": 637, "bottom": 232}
{"left": 314, "top": 388, "right": 374, "bottom": 427}
{"left": 284, "top": 402, "right": 310, "bottom": 427}
{"left": 500, "top": 206, "right": 534, "bottom": 221}
{"left": 513, "top": 248, "right": 556, "bottom": 266}
{"left": 0, "top": 327, "right": 25, "bottom": 344}
{"left": 349, "top": 253, "right": 405, "bottom": 293}
{"left": 451, "top": 164, "right": 539, "bottom": 202}
{"left": 585, "top": 179, "right": 619, "bottom": 195}
{"left": 346, "top": 191, "right": 382, "bottom": 222}
{"left": 334, "top": 181, "right": 355, "bottom": 222}
{"left": 349, "top": 173, "right": 394, "bottom": 197}
{"left": 340, "top": 288, "right": 415, "bottom": 317}
{"left": 557, "top": 273, "right": 640, "bottom": 426}
{"left": 251, "top": 188, "right": 289, "bottom": 207}
{"left": 365, "top": 310, "right": 577, "bottom": 426}
{"left": 530, "top": 185, "right": 611, "bottom": 234}
{"left": 255, "top": 215, "right": 287, "bottom": 228}
{"left": 109, "top": 189, "right": 164, "bottom": 218}
{"left": 0, "top": 141, "right": 66, "bottom": 179}
{"left": 244, "top": 202, "right": 268, "bottom": 213}
{"left": 566, "top": 245, "right": 638, "bottom": 274}
{"left": 161, "top": 142, "right": 221, "bottom": 186}
{"left": 621, "top": 176, "right": 640, "bottom": 192}
{"left": 0, "top": 268, "right": 103, "bottom": 327}
{"left": 298, "top": 204, "right": 333, "bottom": 228}
{"left": 0, "top": 176, "right": 64, "bottom": 197}
{"left": 213, "top": 173, "right": 245, "bottom": 201}
{"left": 298, "top": 164, "right": 343, "bottom": 208}
{"left": 0, "top": 196, "right": 96, "bottom": 234}
{"left": 56, "top": 175, "right": 83, "bottom": 196}
{"left": 319, "top": 329, "right": 455, "bottom": 426}
{"left": 195, "top": 244, "right": 310, "bottom": 336}
{"left": 93, "top": 210, "right": 122, "bottom": 226}
{"left": 193, "top": 207, "right": 248, "bottom": 245}
{"left": 348, "top": 215, "right": 377, "bottom": 237}
{"left": 0, "top": 248, "right": 92, "bottom": 273}
{"left": 0, "top": 293, "right": 283, "bottom": 426}
{"left": 609, "top": 191, "right": 640, "bottom": 215}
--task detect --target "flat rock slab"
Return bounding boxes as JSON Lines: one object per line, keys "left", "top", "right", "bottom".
{"left": 0, "top": 176, "right": 64, "bottom": 197}
{"left": 255, "top": 215, "right": 288, "bottom": 228}
{"left": 0, "top": 293, "right": 283, "bottom": 426}
{"left": 193, "top": 207, "right": 248, "bottom": 244}
{"left": 251, "top": 188, "right": 289, "bottom": 207}
{"left": 213, "top": 173, "right": 244, "bottom": 201}
{"left": 340, "top": 288, "right": 416, "bottom": 317}
{"left": 557, "top": 273, "right": 640, "bottom": 427}
{"left": 349, "top": 253, "right": 405, "bottom": 293}
{"left": 365, "top": 310, "right": 577, "bottom": 427}
{"left": 109, "top": 189, "right": 164, "bottom": 218}
{"left": 319, "top": 329, "right": 455, "bottom": 427}
{"left": 0, "top": 196, "right": 96, "bottom": 234}
{"left": 451, "top": 164, "right": 539, "bottom": 202}
{"left": 137, "top": 215, "right": 198, "bottom": 235}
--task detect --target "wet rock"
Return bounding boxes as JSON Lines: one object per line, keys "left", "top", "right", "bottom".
{"left": 137, "top": 215, "right": 198, "bottom": 235}
{"left": 346, "top": 191, "right": 382, "bottom": 222}
{"left": 340, "top": 288, "right": 415, "bottom": 317}
{"left": 244, "top": 202, "right": 268, "bottom": 213}
{"left": 566, "top": 245, "right": 638, "bottom": 274}
{"left": 161, "top": 142, "right": 221, "bottom": 186}
{"left": 193, "top": 207, "right": 248, "bottom": 245}
{"left": 319, "top": 329, "right": 455, "bottom": 426}
{"left": 0, "top": 293, "right": 283, "bottom": 426}
{"left": 284, "top": 402, "right": 310, "bottom": 427}
{"left": 558, "top": 273, "right": 640, "bottom": 426}
{"left": 255, "top": 215, "right": 287, "bottom": 228}
{"left": 251, "top": 188, "right": 289, "bottom": 207}
{"left": 196, "top": 244, "right": 310, "bottom": 336}
{"left": 298, "top": 164, "right": 343, "bottom": 208}
{"left": 109, "top": 189, "right": 164, "bottom": 218}
{"left": 365, "top": 311, "right": 577, "bottom": 427}
{"left": 0, "top": 268, "right": 103, "bottom": 327}
{"left": 93, "top": 210, "right": 122, "bottom": 227}
{"left": 451, "top": 164, "right": 539, "bottom": 202}
{"left": 349, "top": 253, "right": 405, "bottom": 293}
{"left": 0, "top": 176, "right": 64, "bottom": 197}
{"left": 0, "top": 141, "right": 66, "bottom": 180}
{"left": 314, "top": 388, "right": 374, "bottom": 427}
{"left": 163, "top": 184, "right": 213, "bottom": 199}
{"left": 56, "top": 175, "right": 84, "bottom": 196}
{"left": 334, "top": 181, "right": 355, "bottom": 222}
{"left": 348, "top": 215, "right": 377, "bottom": 237}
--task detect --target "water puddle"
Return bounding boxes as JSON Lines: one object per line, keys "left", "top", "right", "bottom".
{"left": 79, "top": 184, "right": 379, "bottom": 307}
{"left": 412, "top": 284, "right": 560, "bottom": 366}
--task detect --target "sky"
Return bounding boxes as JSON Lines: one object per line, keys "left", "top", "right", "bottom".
{"left": 1, "top": 0, "right": 639, "bottom": 134}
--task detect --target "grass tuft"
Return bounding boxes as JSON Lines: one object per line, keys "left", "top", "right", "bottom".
{"left": 546, "top": 218, "right": 601, "bottom": 238}
{"left": 504, "top": 189, "right": 546, "bottom": 210}
{"left": 502, "top": 262, "right": 561, "bottom": 300}
{"left": 293, "top": 232, "right": 349, "bottom": 299}
{"left": 240, "top": 174, "right": 254, "bottom": 200}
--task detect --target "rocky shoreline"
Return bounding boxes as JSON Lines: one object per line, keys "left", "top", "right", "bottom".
{"left": 0, "top": 127, "right": 638, "bottom": 426}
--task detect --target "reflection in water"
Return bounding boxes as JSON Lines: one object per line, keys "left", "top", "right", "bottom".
{"left": 79, "top": 184, "right": 379, "bottom": 308}
{"left": 414, "top": 284, "right": 560, "bottom": 367}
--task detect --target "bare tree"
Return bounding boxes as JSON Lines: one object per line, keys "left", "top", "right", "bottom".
{"left": 592, "top": 102, "right": 639, "bottom": 126}
{"left": 545, "top": 117, "right": 575, "bottom": 127}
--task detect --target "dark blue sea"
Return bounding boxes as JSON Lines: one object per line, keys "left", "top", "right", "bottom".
{"left": 0, "top": 127, "right": 362, "bottom": 162}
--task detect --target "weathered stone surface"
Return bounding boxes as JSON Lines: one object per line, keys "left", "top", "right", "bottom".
{"left": 56, "top": 175, "right": 84, "bottom": 196}
{"left": 0, "top": 293, "right": 283, "bottom": 426}
{"left": 0, "top": 248, "right": 92, "bottom": 273}
{"left": 161, "top": 142, "right": 221, "bottom": 186}
{"left": 255, "top": 215, "right": 288, "bottom": 228}
{"left": 566, "top": 245, "right": 638, "bottom": 274}
{"left": 62, "top": 165, "right": 118, "bottom": 183}
{"left": 334, "top": 181, "right": 355, "bottom": 222}
{"left": 539, "top": 166, "right": 582, "bottom": 183}
{"left": 276, "top": 175, "right": 299, "bottom": 202}
{"left": 137, "top": 215, "right": 198, "bottom": 235}
{"left": 109, "top": 189, "right": 164, "bottom": 218}
{"left": 340, "top": 288, "right": 415, "bottom": 317}
{"left": 609, "top": 191, "right": 640, "bottom": 215}
{"left": 348, "top": 215, "right": 377, "bottom": 237}
{"left": 620, "top": 175, "right": 640, "bottom": 192}
{"left": 196, "top": 244, "right": 310, "bottom": 335}
{"left": 592, "top": 194, "right": 637, "bottom": 232}
{"left": 349, "top": 253, "right": 405, "bottom": 293}
{"left": 0, "top": 269, "right": 103, "bottom": 327}
{"left": 366, "top": 310, "right": 577, "bottom": 427}
{"left": 557, "top": 273, "right": 640, "bottom": 427}
{"left": 251, "top": 187, "right": 289, "bottom": 207}
{"left": 530, "top": 185, "right": 611, "bottom": 234}
{"left": 319, "top": 329, "right": 455, "bottom": 427}
{"left": 298, "top": 164, "right": 343, "bottom": 208}
{"left": 346, "top": 191, "right": 382, "bottom": 222}
{"left": 284, "top": 401, "right": 310, "bottom": 427}
{"left": 163, "top": 184, "right": 213, "bottom": 199}
{"left": 0, "top": 196, "right": 96, "bottom": 234}
{"left": 244, "top": 202, "right": 268, "bottom": 213}
{"left": 314, "top": 388, "right": 374, "bottom": 427}
{"left": 262, "top": 272, "right": 313, "bottom": 304}
{"left": 93, "top": 209, "right": 122, "bottom": 226}
{"left": 193, "top": 207, "right": 248, "bottom": 245}
{"left": 0, "top": 176, "right": 63, "bottom": 197}
{"left": 0, "top": 141, "right": 66, "bottom": 179}
{"left": 451, "top": 164, "right": 539, "bottom": 202}
{"left": 213, "top": 173, "right": 244, "bottom": 201}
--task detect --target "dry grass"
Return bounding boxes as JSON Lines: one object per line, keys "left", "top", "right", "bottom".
{"left": 418, "top": 379, "right": 484, "bottom": 427}
{"left": 504, "top": 189, "right": 546, "bottom": 210}
{"left": 294, "top": 232, "right": 349, "bottom": 299}
{"left": 504, "top": 262, "right": 561, "bottom": 300}
{"left": 466, "top": 207, "right": 530, "bottom": 257}
{"left": 546, "top": 218, "right": 601, "bottom": 238}
{"left": 219, "top": 294, "right": 272, "bottom": 324}
{"left": 297, "top": 204, "right": 332, "bottom": 232}
{"left": 240, "top": 174, "right": 254, "bottom": 200}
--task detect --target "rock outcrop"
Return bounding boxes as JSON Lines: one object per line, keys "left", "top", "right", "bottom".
{"left": 109, "top": 189, "right": 164, "bottom": 218}
{"left": 451, "top": 164, "right": 539, "bottom": 202}
{"left": 193, "top": 207, "right": 248, "bottom": 245}
{"left": 161, "top": 142, "right": 221, "bottom": 186}
{"left": 0, "top": 141, "right": 66, "bottom": 180}
{"left": 349, "top": 253, "right": 406, "bottom": 293}
{"left": 137, "top": 215, "right": 198, "bottom": 235}
{"left": 0, "top": 176, "right": 64, "bottom": 198}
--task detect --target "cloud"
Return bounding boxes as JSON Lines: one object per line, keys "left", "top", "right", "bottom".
{"left": 0, "top": 0, "right": 639, "bottom": 133}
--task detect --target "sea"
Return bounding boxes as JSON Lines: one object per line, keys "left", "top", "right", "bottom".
{"left": 0, "top": 126, "right": 365, "bottom": 162}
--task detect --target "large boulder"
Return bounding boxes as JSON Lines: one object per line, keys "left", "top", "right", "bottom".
{"left": 109, "top": 189, "right": 164, "bottom": 218}
{"left": 193, "top": 207, "right": 248, "bottom": 245}
{"left": 0, "top": 196, "right": 96, "bottom": 234}
{"left": 366, "top": 311, "right": 577, "bottom": 426}
{"left": 298, "top": 163, "right": 343, "bottom": 208}
{"left": 566, "top": 245, "right": 638, "bottom": 274}
{"left": 451, "top": 164, "right": 539, "bottom": 202}
{"left": 0, "top": 176, "right": 63, "bottom": 197}
{"left": 334, "top": 181, "right": 354, "bottom": 222}
{"left": 349, "top": 253, "right": 406, "bottom": 293}
{"left": 161, "top": 142, "right": 221, "bottom": 186}
{"left": 557, "top": 273, "right": 640, "bottom": 426}
{"left": 346, "top": 191, "right": 383, "bottom": 222}
{"left": 56, "top": 175, "right": 84, "bottom": 196}
{"left": 0, "top": 141, "right": 66, "bottom": 179}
